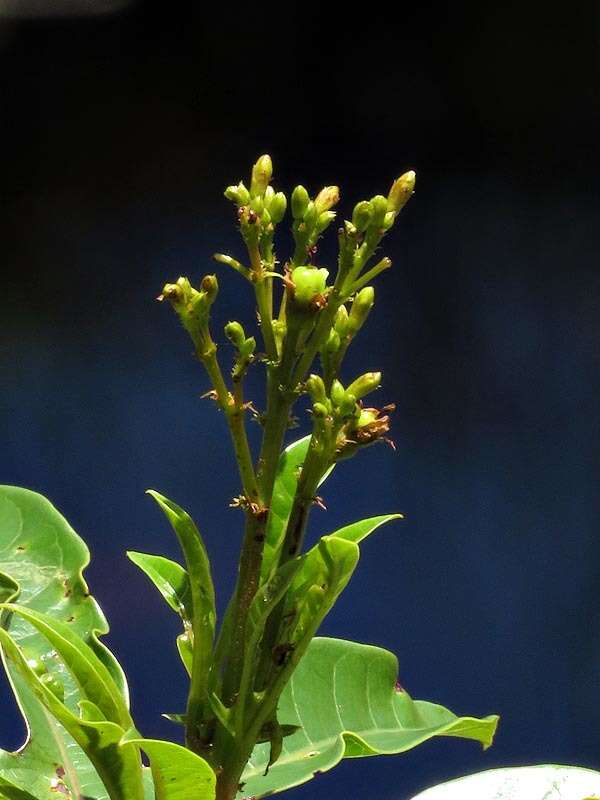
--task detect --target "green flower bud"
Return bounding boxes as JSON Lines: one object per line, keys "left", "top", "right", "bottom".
{"left": 314, "top": 210, "right": 336, "bottom": 235}
{"left": 250, "top": 154, "right": 273, "bottom": 197}
{"left": 312, "top": 402, "right": 330, "bottom": 419}
{"left": 346, "top": 371, "right": 382, "bottom": 400}
{"left": 40, "top": 672, "right": 64, "bottom": 702}
{"left": 290, "top": 266, "right": 329, "bottom": 307}
{"left": 269, "top": 191, "right": 287, "bottom": 224}
{"left": 291, "top": 185, "right": 310, "bottom": 219}
{"left": 236, "top": 181, "right": 250, "bottom": 205}
{"left": 314, "top": 185, "right": 340, "bottom": 213}
{"left": 264, "top": 185, "right": 275, "bottom": 207}
{"left": 347, "top": 286, "right": 375, "bottom": 333}
{"left": 338, "top": 391, "right": 357, "bottom": 418}
{"left": 250, "top": 195, "right": 264, "bottom": 215}
{"left": 369, "top": 195, "right": 388, "bottom": 228}
{"left": 334, "top": 305, "right": 350, "bottom": 336}
{"left": 324, "top": 329, "right": 341, "bottom": 354}
{"left": 330, "top": 379, "right": 345, "bottom": 407}
{"left": 224, "top": 320, "right": 245, "bottom": 348}
{"left": 302, "top": 201, "right": 318, "bottom": 228}
{"left": 224, "top": 185, "right": 242, "bottom": 204}
{"left": 387, "top": 170, "right": 415, "bottom": 214}
{"left": 200, "top": 274, "right": 219, "bottom": 305}
{"left": 305, "top": 374, "right": 327, "bottom": 403}
{"left": 352, "top": 200, "right": 373, "bottom": 232}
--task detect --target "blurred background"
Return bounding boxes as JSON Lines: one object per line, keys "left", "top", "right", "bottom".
{"left": 0, "top": 1, "right": 599, "bottom": 797}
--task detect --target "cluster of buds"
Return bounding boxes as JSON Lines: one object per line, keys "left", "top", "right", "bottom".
{"left": 291, "top": 184, "right": 339, "bottom": 264}
{"left": 224, "top": 155, "right": 287, "bottom": 270}
{"left": 305, "top": 371, "right": 389, "bottom": 457}
{"left": 322, "top": 286, "right": 375, "bottom": 378}
{"left": 158, "top": 274, "right": 218, "bottom": 354}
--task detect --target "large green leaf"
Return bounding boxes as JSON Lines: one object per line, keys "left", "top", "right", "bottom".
{"left": 408, "top": 765, "right": 600, "bottom": 799}
{"left": 261, "top": 437, "right": 334, "bottom": 580}
{"left": 240, "top": 637, "right": 499, "bottom": 798}
{"left": 121, "top": 734, "right": 215, "bottom": 800}
{"left": 0, "top": 485, "right": 139, "bottom": 799}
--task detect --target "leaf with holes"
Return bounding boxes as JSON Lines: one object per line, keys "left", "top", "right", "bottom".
{"left": 408, "top": 765, "right": 600, "bottom": 799}
{"left": 240, "top": 637, "right": 499, "bottom": 798}
{"left": 0, "top": 485, "right": 145, "bottom": 800}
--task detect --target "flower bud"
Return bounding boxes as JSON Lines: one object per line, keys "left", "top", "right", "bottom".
{"left": 291, "top": 185, "right": 310, "bottom": 219}
{"left": 305, "top": 374, "right": 327, "bottom": 403}
{"left": 314, "top": 185, "right": 340, "bottom": 213}
{"left": 236, "top": 181, "right": 250, "bottom": 205}
{"left": 224, "top": 320, "right": 245, "bottom": 348}
{"left": 224, "top": 185, "right": 242, "bottom": 204}
{"left": 387, "top": 170, "right": 415, "bottom": 214}
{"left": 312, "top": 402, "right": 330, "bottom": 419}
{"left": 324, "top": 329, "right": 341, "bottom": 355}
{"left": 250, "top": 195, "right": 264, "bottom": 215}
{"left": 250, "top": 154, "right": 273, "bottom": 197}
{"left": 347, "top": 286, "right": 375, "bottom": 333}
{"left": 264, "top": 185, "right": 275, "bottom": 207}
{"left": 302, "top": 201, "right": 318, "bottom": 228}
{"left": 352, "top": 200, "right": 372, "bottom": 232}
{"left": 290, "top": 266, "right": 329, "bottom": 308}
{"left": 200, "top": 274, "right": 219, "bottom": 305}
{"left": 346, "top": 371, "right": 382, "bottom": 400}
{"left": 369, "top": 195, "right": 388, "bottom": 228}
{"left": 269, "top": 191, "right": 287, "bottom": 224}
{"left": 314, "top": 210, "right": 336, "bottom": 235}
{"left": 337, "top": 392, "right": 357, "bottom": 418}
{"left": 330, "top": 379, "right": 345, "bottom": 407}
{"left": 334, "top": 305, "right": 349, "bottom": 336}
{"left": 383, "top": 212, "right": 395, "bottom": 230}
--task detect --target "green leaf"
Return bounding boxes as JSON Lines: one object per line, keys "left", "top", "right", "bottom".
{"left": 240, "top": 637, "right": 499, "bottom": 798}
{"left": 408, "top": 765, "right": 600, "bottom": 799}
{"left": 127, "top": 551, "right": 192, "bottom": 624}
{"left": 0, "top": 628, "right": 145, "bottom": 800}
{"left": 327, "top": 513, "right": 403, "bottom": 545}
{"left": 0, "top": 485, "right": 136, "bottom": 799}
{"left": 261, "top": 437, "right": 335, "bottom": 581}
{"left": 121, "top": 734, "right": 216, "bottom": 800}
{"left": 146, "top": 491, "right": 215, "bottom": 642}
{"left": 1, "top": 604, "right": 132, "bottom": 729}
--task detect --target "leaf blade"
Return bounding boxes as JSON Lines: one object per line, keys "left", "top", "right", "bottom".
{"left": 240, "top": 637, "right": 499, "bottom": 798}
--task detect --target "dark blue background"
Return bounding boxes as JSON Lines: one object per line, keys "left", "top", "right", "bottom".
{"left": 1, "top": 2, "right": 599, "bottom": 797}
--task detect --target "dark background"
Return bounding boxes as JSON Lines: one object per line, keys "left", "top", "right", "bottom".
{"left": 1, "top": 1, "right": 599, "bottom": 797}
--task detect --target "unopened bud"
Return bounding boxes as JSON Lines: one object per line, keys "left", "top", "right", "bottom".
{"left": 334, "top": 305, "right": 349, "bottom": 336}
{"left": 338, "top": 392, "right": 357, "bottom": 418}
{"left": 352, "top": 200, "right": 372, "bottom": 232}
{"left": 383, "top": 212, "right": 395, "bottom": 230}
{"left": 387, "top": 170, "right": 415, "bottom": 214}
{"left": 331, "top": 379, "right": 345, "bottom": 407}
{"left": 369, "top": 195, "right": 388, "bottom": 228}
{"left": 200, "top": 274, "right": 219, "bottom": 304}
{"left": 346, "top": 371, "right": 382, "bottom": 400}
{"left": 291, "top": 185, "right": 310, "bottom": 219}
{"left": 324, "top": 329, "right": 341, "bottom": 354}
{"left": 264, "top": 185, "right": 275, "bottom": 207}
{"left": 290, "top": 266, "right": 329, "bottom": 307}
{"left": 224, "top": 321, "right": 245, "bottom": 348}
{"left": 347, "top": 287, "right": 375, "bottom": 333}
{"left": 250, "top": 195, "right": 264, "bottom": 215}
{"left": 314, "top": 210, "right": 336, "bottom": 235}
{"left": 306, "top": 374, "right": 327, "bottom": 403}
{"left": 302, "top": 201, "right": 318, "bottom": 228}
{"left": 312, "top": 402, "right": 329, "bottom": 419}
{"left": 225, "top": 185, "right": 241, "bottom": 204}
{"left": 314, "top": 185, "right": 340, "bottom": 213}
{"left": 250, "top": 154, "right": 273, "bottom": 197}
{"left": 269, "top": 191, "right": 287, "bottom": 224}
